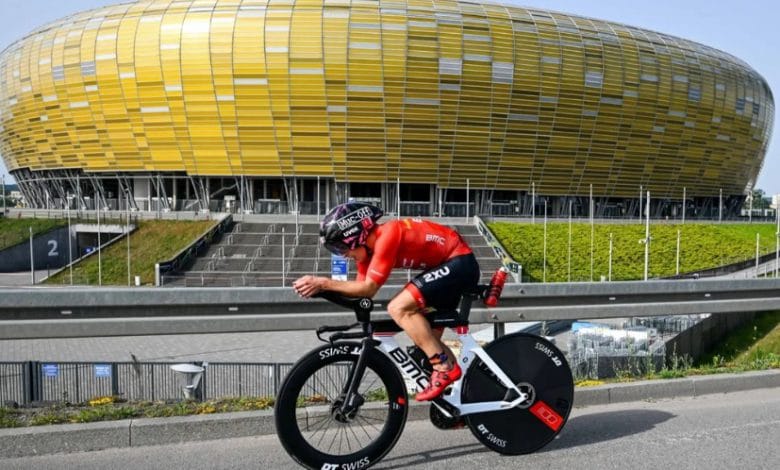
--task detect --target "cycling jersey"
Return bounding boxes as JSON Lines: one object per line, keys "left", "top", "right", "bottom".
{"left": 356, "top": 218, "right": 472, "bottom": 286}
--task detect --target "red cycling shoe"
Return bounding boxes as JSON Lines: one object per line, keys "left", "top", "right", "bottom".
{"left": 415, "top": 363, "right": 462, "bottom": 401}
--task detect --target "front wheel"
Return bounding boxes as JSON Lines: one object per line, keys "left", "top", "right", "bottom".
{"left": 274, "top": 342, "right": 408, "bottom": 469}
{"left": 461, "top": 332, "right": 574, "bottom": 454}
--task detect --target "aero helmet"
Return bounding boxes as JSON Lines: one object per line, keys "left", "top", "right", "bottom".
{"left": 320, "top": 202, "right": 384, "bottom": 255}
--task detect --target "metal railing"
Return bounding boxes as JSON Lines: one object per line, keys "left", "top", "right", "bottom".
{"left": 0, "top": 279, "right": 778, "bottom": 340}
{"left": 0, "top": 361, "right": 293, "bottom": 405}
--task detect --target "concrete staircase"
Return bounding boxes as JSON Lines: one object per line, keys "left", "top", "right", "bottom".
{"left": 165, "top": 220, "right": 505, "bottom": 288}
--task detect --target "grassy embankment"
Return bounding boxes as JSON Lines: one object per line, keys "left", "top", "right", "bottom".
{"left": 0, "top": 218, "right": 66, "bottom": 250}
{"left": 489, "top": 222, "right": 779, "bottom": 282}
{"left": 44, "top": 219, "right": 215, "bottom": 285}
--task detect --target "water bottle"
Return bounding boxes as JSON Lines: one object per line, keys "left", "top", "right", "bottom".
{"left": 484, "top": 267, "right": 508, "bottom": 307}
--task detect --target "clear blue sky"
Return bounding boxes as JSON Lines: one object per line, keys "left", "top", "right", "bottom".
{"left": 1, "top": 0, "right": 778, "bottom": 196}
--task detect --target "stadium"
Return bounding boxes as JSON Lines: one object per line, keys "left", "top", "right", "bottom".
{"left": 0, "top": 0, "right": 774, "bottom": 218}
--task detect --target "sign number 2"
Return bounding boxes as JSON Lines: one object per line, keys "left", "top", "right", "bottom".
{"left": 48, "top": 240, "right": 58, "bottom": 257}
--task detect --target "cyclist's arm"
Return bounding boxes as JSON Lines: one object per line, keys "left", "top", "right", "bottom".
{"left": 293, "top": 274, "right": 380, "bottom": 298}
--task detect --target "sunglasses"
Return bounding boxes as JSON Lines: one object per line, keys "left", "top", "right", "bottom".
{"left": 323, "top": 239, "right": 351, "bottom": 256}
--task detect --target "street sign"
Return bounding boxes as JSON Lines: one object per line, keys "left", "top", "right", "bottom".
{"left": 331, "top": 255, "right": 348, "bottom": 281}
{"left": 42, "top": 363, "right": 59, "bottom": 378}
{"left": 94, "top": 364, "right": 111, "bottom": 378}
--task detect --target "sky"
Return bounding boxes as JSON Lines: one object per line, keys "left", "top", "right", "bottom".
{"left": 0, "top": 0, "right": 778, "bottom": 196}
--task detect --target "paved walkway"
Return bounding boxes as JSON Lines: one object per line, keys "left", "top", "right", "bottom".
{"left": 0, "top": 270, "right": 52, "bottom": 286}
{"left": 0, "top": 326, "right": 498, "bottom": 364}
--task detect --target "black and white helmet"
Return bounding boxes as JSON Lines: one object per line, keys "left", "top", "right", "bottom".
{"left": 320, "top": 202, "right": 384, "bottom": 255}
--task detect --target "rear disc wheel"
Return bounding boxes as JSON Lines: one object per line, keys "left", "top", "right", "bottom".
{"left": 462, "top": 333, "right": 574, "bottom": 454}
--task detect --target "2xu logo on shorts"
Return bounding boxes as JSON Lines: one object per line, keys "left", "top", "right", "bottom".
{"left": 422, "top": 266, "right": 450, "bottom": 283}
{"left": 321, "top": 457, "right": 370, "bottom": 470}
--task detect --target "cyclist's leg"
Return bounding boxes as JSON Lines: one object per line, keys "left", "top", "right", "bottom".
{"left": 386, "top": 289, "right": 453, "bottom": 364}
{"left": 395, "top": 253, "right": 479, "bottom": 363}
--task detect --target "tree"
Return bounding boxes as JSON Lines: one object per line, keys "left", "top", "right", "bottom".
{"left": 743, "top": 189, "right": 770, "bottom": 210}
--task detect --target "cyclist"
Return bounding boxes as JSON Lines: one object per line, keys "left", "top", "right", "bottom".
{"left": 292, "top": 202, "right": 480, "bottom": 401}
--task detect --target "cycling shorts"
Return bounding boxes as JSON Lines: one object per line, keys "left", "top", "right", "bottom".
{"left": 404, "top": 253, "right": 480, "bottom": 313}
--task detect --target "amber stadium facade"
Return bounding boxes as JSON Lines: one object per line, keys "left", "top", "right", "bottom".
{"left": 0, "top": 0, "right": 773, "bottom": 218}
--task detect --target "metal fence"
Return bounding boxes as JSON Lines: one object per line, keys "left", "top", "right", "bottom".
{"left": 0, "top": 361, "right": 295, "bottom": 406}
{"left": 0, "top": 310, "right": 762, "bottom": 406}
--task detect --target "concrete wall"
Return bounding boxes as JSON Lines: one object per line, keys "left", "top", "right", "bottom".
{"left": 666, "top": 311, "right": 756, "bottom": 363}
{"left": 0, "top": 227, "right": 74, "bottom": 272}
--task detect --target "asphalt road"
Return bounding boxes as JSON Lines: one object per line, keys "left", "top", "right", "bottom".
{"left": 2, "top": 387, "right": 778, "bottom": 470}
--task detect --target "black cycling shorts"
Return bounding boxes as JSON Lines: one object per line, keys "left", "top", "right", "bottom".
{"left": 404, "top": 253, "right": 480, "bottom": 313}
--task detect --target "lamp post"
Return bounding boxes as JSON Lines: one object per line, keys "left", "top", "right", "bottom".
{"left": 67, "top": 194, "right": 73, "bottom": 285}
{"left": 608, "top": 232, "right": 613, "bottom": 281}
{"left": 643, "top": 191, "right": 651, "bottom": 281}
{"left": 775, "top": 205, "right": 780, "bottom": 277}
{"left": 465, "top": 178, "right": 470, "bottom": 222}
{"left": 567, "top": 200, "right": 572, "bottom": 282}
{"left": 97, "top": 200, "right": 102, "bottom": 286}
{"left": 676, "top": 229, "right": 681, "bottom": 276}
{"left": 281, "top": 227, "right": 286, "bottom": 287}
{"left": 543, "top": 199, "right": 547, "bottom": 283}
{"left": 590, "top": 184, "right": 594, "bottom": 282}
{"left": 396, "top": 177, "right": 400, "bottom": 219}
{"left": 29, "top": 227, "right": 35, "bottom": 285}
{"left": 682, "top": 187, "right": 686, "bottom": 224}
{"left": 126, "top": 192, "right": 131, "bottom": 286}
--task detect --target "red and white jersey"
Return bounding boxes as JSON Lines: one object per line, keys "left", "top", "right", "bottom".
{"left": 357, "top": 218, "right": 472, "bottom": 286}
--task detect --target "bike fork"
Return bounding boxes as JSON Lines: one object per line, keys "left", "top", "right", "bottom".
{"left": 338, "top": 337, "right": 376, "bottom": 415}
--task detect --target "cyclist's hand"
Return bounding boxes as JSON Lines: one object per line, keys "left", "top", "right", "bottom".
{"left": 293, "top": 275, "right": 324, "bottom": 298}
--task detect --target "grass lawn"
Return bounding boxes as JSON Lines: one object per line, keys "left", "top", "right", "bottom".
{"left": 45, "top": 219, "right": 216, "bottom": 285}
{"left": 489, "top": 222, "right": 779, "bottom": 282}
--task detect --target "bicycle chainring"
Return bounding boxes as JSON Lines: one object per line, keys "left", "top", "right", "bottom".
{"left": 430, "top": 404, "right": 465, "bottom": 430}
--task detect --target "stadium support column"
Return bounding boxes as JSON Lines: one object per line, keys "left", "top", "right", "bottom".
{"left": 380, "top": 182, "right": 394, "bottom": 216}
{"left": 429, "top": 185, "right": 435, "bottom": 217}
{"left": 283, "top": 177, "right": 299, "bottom": 214}
{"left": 249, "top": 178, "right": 255, "bottom": 213}
{"left": 325, "top": 179, "right": 330, "bottom": 211}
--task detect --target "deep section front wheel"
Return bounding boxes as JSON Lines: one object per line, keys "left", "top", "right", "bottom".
{"left": 274, "top": 342, "right": 408, "bottom": 470}
{"left": 461, "top": 332, "right": 574, "bottom": 454}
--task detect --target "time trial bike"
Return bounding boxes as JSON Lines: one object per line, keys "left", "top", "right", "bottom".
{"left": 274, "top": 283, "right": 574, "bottom": 469}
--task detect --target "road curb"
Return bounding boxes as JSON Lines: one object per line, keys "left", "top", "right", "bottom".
{"left": 1, "top": 369, "right": 778, "bottom": 458}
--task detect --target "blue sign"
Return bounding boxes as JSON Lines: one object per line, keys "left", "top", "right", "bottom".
{"left": 42, "top": 363, "right": 59, "bottom": 378}
{"left": 331, "top": 255, "right": 348, "bottom": 280}
{"left": 94, "top": 364, "right": 111, "bottom": 378}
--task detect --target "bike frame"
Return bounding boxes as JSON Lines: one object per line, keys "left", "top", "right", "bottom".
{"left": 371, "top": 328, "right": 530, "bottom": 418}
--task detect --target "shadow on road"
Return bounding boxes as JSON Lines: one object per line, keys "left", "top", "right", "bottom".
{"left": 372, "top": 409, "right": 674, "bottom": 468}
{"left": 544, "top": 409, "right": 676, "bottom": 451}
{"left": 378, "top": 442, "right": 489, "bottom": 469}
